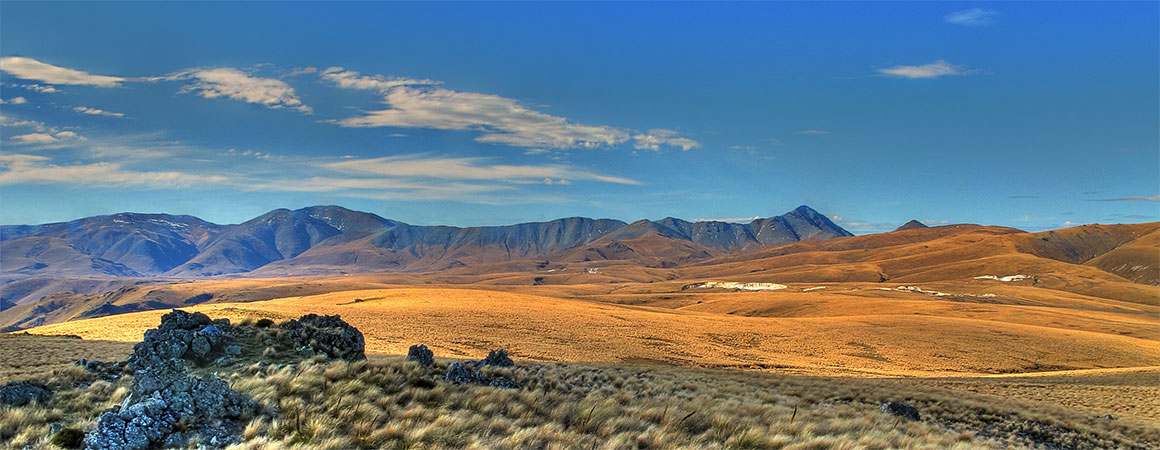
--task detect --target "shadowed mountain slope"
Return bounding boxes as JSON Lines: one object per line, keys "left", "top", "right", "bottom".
{"left": 1, "top": 205, "right": 847, "bottom": 306}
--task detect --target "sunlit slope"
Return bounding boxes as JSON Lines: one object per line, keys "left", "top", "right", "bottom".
{"left": 677, "top": 223, "right": 1160, "bottom": 305}
{"left": 26, "top": 288, "right": 1158, "bottom": 377}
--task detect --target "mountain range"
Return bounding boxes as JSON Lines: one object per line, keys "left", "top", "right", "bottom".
{"left": 1, "top": 205, "right": 851, "bottom": 308}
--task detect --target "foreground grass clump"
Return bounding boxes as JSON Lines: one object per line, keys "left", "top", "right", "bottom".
{"left": 4, "top": 354, "right": 1158, "bottom": 449}
{"left": 227, "top": 357, "right": 1156, "bottom": 450}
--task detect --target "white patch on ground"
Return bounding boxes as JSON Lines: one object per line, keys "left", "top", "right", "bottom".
{"left": 685, "top": 281, "right": 788, "bottom": 291}
{"left": 801, "top": 286, "right": 826, "bottom": 292}
{"left": 974, "top": 275, "right": 1030, "bottom": 282}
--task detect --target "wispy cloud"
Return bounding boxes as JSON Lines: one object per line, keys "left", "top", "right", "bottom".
{"left": 163, "top": 68, "right": 312, "bottom": 113}
{"left": 74, "top": 106, "right": 125, "bottom": 118}
{"left": 324, "top": 68, "right": 697, "bottom": 151}
{"left": 10, "top": 131, "right": 86, "bottom": 145}
{"left": 691, "top": 216, "right": 759, "bottom": 223}
{"left": 332, "top": 85, "right": 631, "bottom": 149}
{"left": 877, "top": 60, "right": 971, "bottom": 79}
{"left": 828, "top": 215, "right": 899, "bottom": 233}
{"left": 320, "top": 67, "right": 438, "bottom": 92}
{"left": 13, "top": 83, "right": 60, "bottom": 93}
{"left": 1, "top": 96, "right": 27, "bottom": 105}
{"left": 0, "top": 57, "right": 126, "bottom": 87}
{"left": 0, "top": 153, "right": 224, "bottom": 188}
{"left": 632, "top": 129, "right": 700, "bottom": 151}
{"left": 1087, "top": 195, "right": 1160, "bottom": 202}
{"left": 323, "top": 154, "right": 640, "bottom": 185}
{"left": 797, "top": 129, "right": 830, "bottom": 135}
{"left": 945, "top": 8, "right": 999, "bottom": 26}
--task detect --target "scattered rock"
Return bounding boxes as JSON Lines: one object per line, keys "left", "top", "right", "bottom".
{"left": 407, "top": 344, "right": 434, "bottom": 367}
{"left": 881, "top": 401, "right": 920, "bottom": 421}
{"left": 445, "top": 360, "right": 520, "bottom": 390}
{"left": 478, "top": 349, "right": 514, "bottom": 367}
{"left": 0, "top": 380, "right": 52, "bottom": 406}
{"left": 277, "top": 314, "right": 365, "bottom": 361}
{"left": 75, "top": 359, "right": 128, "bottom": 381}
{"left": 445, "top": 362, "right": 488, "bottom": 385}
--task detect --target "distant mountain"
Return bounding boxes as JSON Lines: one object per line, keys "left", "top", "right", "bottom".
{"left": 1, "top": 205, "right": 851, "bottom": 306}
{"left": 1, "top": 213, "right": 221, "bottom": 281}
{"left": 895, "top": 220, "right": 929, "bottom": 231}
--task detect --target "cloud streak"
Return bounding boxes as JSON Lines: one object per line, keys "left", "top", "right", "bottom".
{"left": 323, "top": 154, "right": 641, "bottom": 185}
{"left": 0, "top": 153, "right": 225, "bottom": 188}
{"left": 74, "top": 106, "right": 125, "bottom": 117}
{"left": 0, "top": 57, "right": 126, "bottom": 87}
{"left": 1087, "top": 195, "right": 1160, "bottom": 202}
{"left": 945, "top": 8, "right": 998, "bottom": 26}
{"left": 877, "top": 60, "right": 971, "bottom": 79}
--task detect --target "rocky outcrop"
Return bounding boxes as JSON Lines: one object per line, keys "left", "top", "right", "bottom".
{"left": 881, "top": 401, "right": 920, "bottom": 421}
{"left": 128, "top": 310, "right": 233, "bottom": 370}
{"left": 407, "top": 344, "right": 434, "bottom": 367}
{"left": 84, "top": 359, "right": 253, "bottom": 450}
{"left": 0, "top": 380, "right": 51, "bottom": 406}
{"left": 277, "top": 314, "right": 365, "bottom": 361}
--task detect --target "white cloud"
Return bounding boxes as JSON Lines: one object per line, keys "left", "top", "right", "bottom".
{"left": 692, "top": 216, "right": 759, "bottom": 223}
{"left": 0, "top": 114, "right": 50, "bottom": 131}
{"left": 10, "top": 130, "right": 86, "bottom": 145}
{"left": 632, "top": 129, "right": 700, "bottom": 151}
{"left": 168, "top": 68, "right": 312, "bottom": 113}
{"left": 0, "top": 153, "right": 224, "bottom": 188}
{"left": 321, "top": 67, "right": 438, "bottom": 92}
{"left": 877, "top": 60, "right": 971, "bottom": 79}
{"left": 797, "top": 129, "right": 830, "bottom": 135}
{"left": 74, "top": 106, "right": 125, "bottom": 117}
{"left": 326, "top": 68, "right": 696, "bottom": 151}
{"left": 1, "top": 96, "right": 28, "bottom": 105}
{"left": 945, "top": 8, "right": 998, "bottom": 26}
{"left": 334, "top": 86, "right": 631, "bottom": 149}
{"left": 323, "top": 154, "right": 640, "bottom": 185}
{"left": 14, "top": 84, "right": 60, "bottom": 93}
{"left": 1089, "top": 195, "right": 1160, "bottom": 202}
{"left": 828, "top": 215, "right": 898, "bottom": 233}
{"left": 0, "top": 57, "right": 126, "bottom": 87}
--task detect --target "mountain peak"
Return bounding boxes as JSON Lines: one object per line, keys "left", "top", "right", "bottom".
{"left": 895, "top": 220, "right": 929, "bottom": 231}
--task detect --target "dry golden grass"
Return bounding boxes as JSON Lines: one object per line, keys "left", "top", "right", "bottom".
{"left": 0, "top": 333, "right": 132, "bottom": 380}
{"left": 25, "top": 286, "right": 1158, "bottom": 377}
{"left": 3, "top": 345, "right": 1157, "bottom": 449}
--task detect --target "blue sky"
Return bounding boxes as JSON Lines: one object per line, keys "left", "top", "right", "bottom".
{"left": 1, "top": 2, "right": 1156, "bottom": 232}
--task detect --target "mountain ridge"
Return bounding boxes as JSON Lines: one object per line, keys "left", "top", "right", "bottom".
{"left": 1, "top": 205, "right": 851, "bottom": 307}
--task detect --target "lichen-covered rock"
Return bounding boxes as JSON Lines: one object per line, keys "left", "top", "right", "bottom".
{"left": 444, "top": 362, "right": 519, "bottom": 390}
{"left": 881, "top": 401, "right": 920, "bottom": 421}
{"left": 84, "top": 358, "right": 253, "bottom": 450}
{"left": 445, "top": 362, "right": 488, "bottom": 385}
{"left": 0, "top": 380, "right": 52, "bottom": 406}
{"left": 277, "top": 314, "right": 365, "bottom": 361}
{"left": 407, "top": 344, "right": 434, "bottom": 367}
{"left": 478, "top": 349, "right": 514, "bottom": 367}
{"left": 128, "top": 310, "right": 233, "bottom": 370}
{"left": 75, "top": 359, "right": 128, "bottom": 381}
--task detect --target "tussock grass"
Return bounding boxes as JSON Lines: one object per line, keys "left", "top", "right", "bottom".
{"left": 3, "top": 341, "right": 1157, "bottom": 449}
